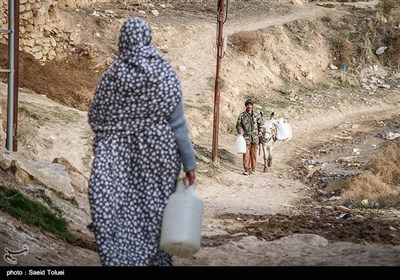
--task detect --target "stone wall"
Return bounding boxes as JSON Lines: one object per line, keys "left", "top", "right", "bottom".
{"left": 0, "top": 0, "right": 106, "bottom": 62}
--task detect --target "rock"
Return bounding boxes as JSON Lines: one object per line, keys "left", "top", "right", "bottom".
{"left": 377, "top": 84, "right": 390, "bottom": 89}
{"left": 9, "top": 160, "right": 32, "bottom": 184}
{"left": 47, "top": 49, "right": 57, "bottom": 60}
{"left": 69, "top": 32, "right": 81, "bottom": 44}
{"left": 33, "top": 51, "right": 43, "bottom": 60}
{"left": 291, "top": 0, "right": 303, "bottom": 6}
{"left": 354, "top": 215, "right": 366, "bottom": 221}
{"left": 159, "top": 44, "right": 169, "bottom": 53}
{"left": 379, "top": 131, "right": 400, "bottom": 140}
{"left": 289, "top": 234, "right": 329, "bottom": 247}
{"left": 352, "top": 148, "right": 360, "bottom": 155}
{"left": 329, "top": 64, "right": 338, "bottom": 70}
{"left": 52, "top": 157, "right": 80, "bottom": 174}
{"left": 33, "top": 15, "right": 47, "bottom": 25}
{"left": 23, "top": 160, "right": 76, "bottom": 199}
{"left": 68, "top": 171, "right": 88, "bottom": 194}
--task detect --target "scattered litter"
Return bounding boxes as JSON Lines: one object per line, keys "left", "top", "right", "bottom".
{"left": 375, "top": 46, "right": 387, "bottom": 55}
{"left": 336, "top": 213, "right": 350, "bottom": 220}
{"left": 361, "top": 199, "right": 369, "bottom": 207}
{"left": 379, "top": 131, "right": 400, "bottom": 140}
{"left": 231, "top": 232, "right": 248, "bottom": 237}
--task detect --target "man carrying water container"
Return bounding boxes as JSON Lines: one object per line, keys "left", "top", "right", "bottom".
{"left": 236, "top": 99, "right": 262, "bottom": 175}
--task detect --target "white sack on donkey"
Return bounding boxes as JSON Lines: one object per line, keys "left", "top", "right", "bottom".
{"left": 274, "top": 117, "right": 292, "bottom": 141}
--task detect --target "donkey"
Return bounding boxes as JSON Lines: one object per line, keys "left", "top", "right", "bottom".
{"left": 259, "top": 112, "right": 277, "bottom": 172}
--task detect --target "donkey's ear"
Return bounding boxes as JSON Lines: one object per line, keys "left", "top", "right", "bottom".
{"left": 270, "top": 112, "right": 275, "bottom": 119}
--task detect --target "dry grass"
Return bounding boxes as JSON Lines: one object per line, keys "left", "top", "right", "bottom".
{"left": 325, "top": 3, "right": 400, "bottom": 68}
{"left": 342, "top": 142, "right": 400, "bottom": 208}
{"left": 229, "top": 31, "right": 260, "bottom": 56}
{"left": 378, "top": 1, "right": 400, "bottom": 68}
{"left": 369, "top": 143, "right": 400, "bottom": 185}
{"left": 331, "top": 38, "right": 354, "bottom": 68}
{"left": 381, "top": 0, "right": 397, "bottom": 15}
{"left": 383, "top": 34, "right": 400, "bottom": 68}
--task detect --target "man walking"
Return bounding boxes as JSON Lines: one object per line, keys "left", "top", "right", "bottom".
{"left": 236, "top": 99, "right": 262, "bottom": 175}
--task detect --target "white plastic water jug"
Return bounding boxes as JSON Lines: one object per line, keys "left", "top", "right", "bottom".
{"left": 160, "top": 179, "right": 204, "bottom": 257}
{"left": 235, "top": 134, "right": 247, "bottom": 154}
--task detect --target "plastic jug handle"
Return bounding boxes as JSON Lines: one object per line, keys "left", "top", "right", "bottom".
{"left": 176, "top": 178, "right": 196, "bottom": 194}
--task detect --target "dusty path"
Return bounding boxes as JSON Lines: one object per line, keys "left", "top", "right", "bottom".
{"left": 196, "top": 91, "right": 400, "bottom": 216}
{"left": 225, "top": 4, "right": 349, "bottom": 35}
{"left": 176, "top": 92, "right": 400, "bottom": 266}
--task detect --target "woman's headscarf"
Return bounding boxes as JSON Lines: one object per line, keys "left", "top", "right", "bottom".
{"left": 88, "top": 17, "right": 182, "bottom": 134}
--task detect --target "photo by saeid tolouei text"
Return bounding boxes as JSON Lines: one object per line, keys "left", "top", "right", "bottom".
{"left": 6, "top": 269, "right": 65, "bottom": 276}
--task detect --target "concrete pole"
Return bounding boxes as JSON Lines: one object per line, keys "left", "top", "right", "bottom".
{"left": 5, "top": 0, "right": 19, "bottom": 151}
{"left": 6, "top": 0, "right": 15, "bottom": 151}
{"left": 12, "top": 0, "right": 19, "bottom": 151}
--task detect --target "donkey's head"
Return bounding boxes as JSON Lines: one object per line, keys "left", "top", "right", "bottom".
{"left": 260, "top": 112, "right": 275, "bottom": 141}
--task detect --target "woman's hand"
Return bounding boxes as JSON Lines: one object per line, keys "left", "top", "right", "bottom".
{"left": 183, "top": 170, "right": 196, "bottom": 186}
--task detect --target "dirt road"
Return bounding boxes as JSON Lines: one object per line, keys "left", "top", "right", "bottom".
{"left": 174, "top": 90, "right": 400, "bottom": 266}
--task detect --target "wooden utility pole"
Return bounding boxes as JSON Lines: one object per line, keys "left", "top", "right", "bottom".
{"left": 212, "top": 0, "right": 225, "bottom": 164}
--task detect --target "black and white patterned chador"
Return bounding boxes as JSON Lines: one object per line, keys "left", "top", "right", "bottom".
{"left": 87, "top": 18, "right": 184, "bottom": 266}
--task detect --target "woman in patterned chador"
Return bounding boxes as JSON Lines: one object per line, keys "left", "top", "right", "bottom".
{"left": 87, "top": 17, "right": 196, "bottom": 266}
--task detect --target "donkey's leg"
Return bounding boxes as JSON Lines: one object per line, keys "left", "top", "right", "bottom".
{"left": 262, "top": 144, "right": 267, "bottom": 172}
{"left": 267, "top": 142, "right": 273, "bottom": 167}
